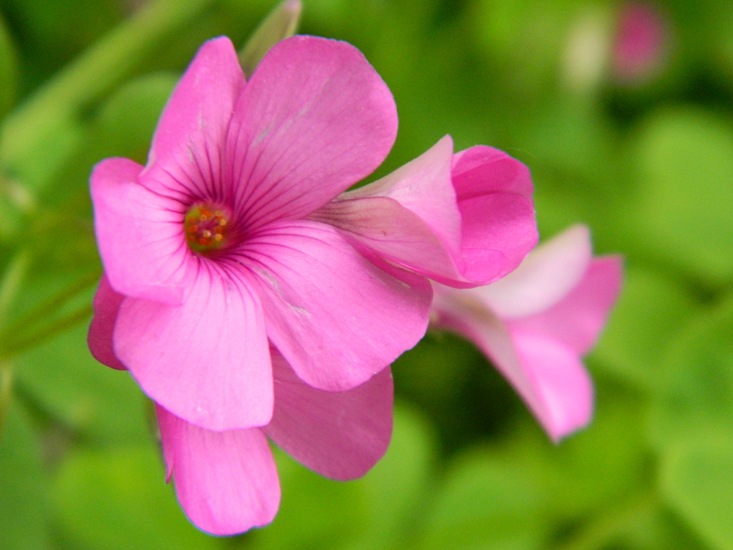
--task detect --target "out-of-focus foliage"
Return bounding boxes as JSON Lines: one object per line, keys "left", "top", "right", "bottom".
{"left": 0, "top": 0, "right": 731, "bottom": 548}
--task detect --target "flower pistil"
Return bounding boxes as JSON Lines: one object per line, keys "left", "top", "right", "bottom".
{"left": 185, "top": 203, "right": 231, "bottom": 254}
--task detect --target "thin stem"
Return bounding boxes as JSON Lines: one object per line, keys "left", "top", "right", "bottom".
{"left": 0, "top": 361, "right": 12, "bottom": 437}
{"left": 1, "top": 270, "right": 99, "bottom": 338}
{"left": 0, "top": 304, "right": 94, "bottom": 361}
{"left": 0, "top": 251, "right": 30, "bottom": 330}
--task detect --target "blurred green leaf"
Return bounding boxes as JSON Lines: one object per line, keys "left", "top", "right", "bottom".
{"left": 14, "top": 308, "right": 150, "bottom": 447}
{"left": 247, "top": 402, "right": 437, "bottom": 550}
{"left": 661, "top": 432, "right": 733, "bottom": 550}
{"left": 648, "top": 292, "right": 733, "bottom": 452}
{"left": 346, "top": 402, "right": 438, "bottom": 550}
{"left": 631, "top": 107, "right": 733, "bottom": 288}
{"left": 0, "top": 400, "right": 50, "bottom": 550}
{"left": 594, "top": 265, "right": 702, "bottom": 390}
{"left": 38, "top": 72, "right": 177, "bottom": 218}
{"left": 248, "top": 449, "right": 368, "bottom": 550}
{"left": 415, "top": 442, "right": 551, "bottom": 550}
{"left": 91, "top": 72, "right": 177, "bottom": 163}
{"left": 52, "top": 446, "right": 218, "bottom": 549}
{"left": 539, "top": 387, "right": 649, "bottom": 522}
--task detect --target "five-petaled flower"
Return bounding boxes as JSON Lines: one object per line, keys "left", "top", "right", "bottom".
{"left": 431, "top": 225, "right": 623, "bottom": 441}
{"left": 89, "top": 35, "right": 434, "bottom": 433}
{"left": 88, "top": 31, "right": 542, "bottom": 535}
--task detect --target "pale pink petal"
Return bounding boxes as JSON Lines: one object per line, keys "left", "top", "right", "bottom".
{"left": 264, "top": 353, "right": 393, "bottom": 481}
{"left": 240, "top": 220, "right": 431, "bottom": 391}
{"left": 142, "top": 37, "right": 245, "bottom": 201}
{"left": 313, "top": 195, "right": 459, "bottom": 280}
{"left": 341, "top": 136, "right": 461, "bottom": 254}
{"left": 224, "top": 35, "right": 397, "bottom": 228}
{"left": 511, "top": 256, "right": 624, "bottom": 354}
{"left": 157, "top": 406, "right": 280, "bottom": 536}
{"left": 510, "top": 330, "right": 594, "bottom": 441}
{"left": 114, "top": 267, "right": 273, "bottom": 431}
{"left": 452, "top": 146, "right": 538, "bottom": 285}
{"left": 91, "top": 157, "right": 189, "bottom": 304}
{"left": 87, "top": 275, "right": 126, "bottom": 370}
{"left": 476, "top": 225, "right": 592, "bottom": 318}
{"left": 312, "top": 137, "right": 470, "bottom": 285}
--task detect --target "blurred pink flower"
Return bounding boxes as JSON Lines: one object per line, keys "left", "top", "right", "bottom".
{"left": 91, "top": 277, "right": 391, "bottom": 535}
{"left": 89, "top": 35, "right": 432, "bottom": 432}
{"left": 431, "top": 226, "right": 623, "bottom": 441}
{"left": 312, "top": 136, "right": 537, "bottom": 288}
{"left": 612, "top": 2, "right": 669, "bottom": 84}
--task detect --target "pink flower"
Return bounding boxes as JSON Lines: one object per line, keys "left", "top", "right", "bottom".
{"left": 90, "top": 277, "right": 392, "bottom": 535}
{"left": 89, "top": 35, "right": 432, "bottom": 432}
{"left": 312, "top": 136, "right": 538, "bottom": 288}
{"left": 431, "top": 226, "right": 623, "bottom": 441}
{"left": 612, "top": 2, "right": 669, "bottom": 84}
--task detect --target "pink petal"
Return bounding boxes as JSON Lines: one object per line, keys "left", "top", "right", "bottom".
{"left": 87, "top": 275, "right": 126, "bottom": 370}
{"left": 314, "top": 139, "right": 538, "bottom": 287}
{"left": 476, "top": 225, "right": 592, "bottom": 318}
{"left": 114, "top": 267, "right": 273, "bottom": 431}
{"left": 343, "top": 136, "right": 461, "bottom": 254}
{"left": 511, "top": 255, "right": 624, "bottom": 354}
{"left": 91, "top": 157, "right": 189, "bottom": 304}
{"left": 142, "top": 37, "right": 245, "bottom": 200}
{"left": 452, "top": 146, "right": 538, "bottom": 285}
{"left": 157, "top": 405, "right": 280, "bottom": 536}
{"left": 313, "top": 194, "right": 458, "bottom": 279}
{"left": 312, "top": 137, "right": 469, "bottom": 284}
{"left": 510, "top": 330, "right": 594, "bottom": 441}
{"left": 224, "top": 35, "right": 397, "bottom": 228}
{"left": 264, "top": 353, "right": 393, "bottom": 481}
{"left": 241, "top": 220, "right": 431, "bottom": 391}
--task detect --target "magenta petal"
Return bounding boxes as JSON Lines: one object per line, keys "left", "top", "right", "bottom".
{"left": 91, "top": 157, "right": 188, "bottom": 304}
{"left": 451, "top": 146, "right": 538, "bottom": 285}
{"left": 476, "top": 225, "right": 592, "bottom": 318}
{"left": 87, "top": 275, "right": 126, "bottom": 370}
{"left": 143, "top": 37, "right": 244, "bottom": 198}
{"left": 344, "top": 136, "right": 461, "bottom": 252}
{"left": 157, "top": 406, "right": 280, "bottom": 536}
{"left": 264, "top": 354, "right": 393, "bottom": 481}
{"left": 243, "top": 220, "right": 431, "bottom": 391}
{"left": 510, "top": 330, "right": 594, "bottom": 441}
{"left": 512, "top": 256, "right": 624, "bottom": 354}
{"left": 115, "top": 268, "right": 273, "bottom": 431}
{"left": 225, "top": 36, "right": 397, "bottom": 228}
{"left": 312, "top": 136, "right": 470, "bottom": 284}
{"left": 314, "top": 195, "right": 460, "bottom": 281}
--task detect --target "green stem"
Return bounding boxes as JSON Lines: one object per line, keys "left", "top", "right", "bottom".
{"left": 0, "top": 361, "right": 11, "bottom": 437}
{"left": 0, "top": 0, "right": 217, "bottom": 188}
{"left": 0, "top": 303, "right": 94, "bottom": 361}
{"left": 0, "top": 251, "right": 30, "bottom": 330}
{"left": 0, "top": 270, "right": 99, "bottom": 342}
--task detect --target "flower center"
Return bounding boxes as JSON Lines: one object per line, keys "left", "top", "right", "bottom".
{"left": 184, "top": 203, "right": 230, "bottom": 255}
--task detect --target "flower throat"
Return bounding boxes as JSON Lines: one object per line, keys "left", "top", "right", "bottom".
{"left": 185, "top": 203, "right": 230, "bottom": 255}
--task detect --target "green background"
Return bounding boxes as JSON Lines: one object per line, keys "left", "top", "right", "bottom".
{"left": 1, "top": 0, "right": 732, "bottom": 548}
